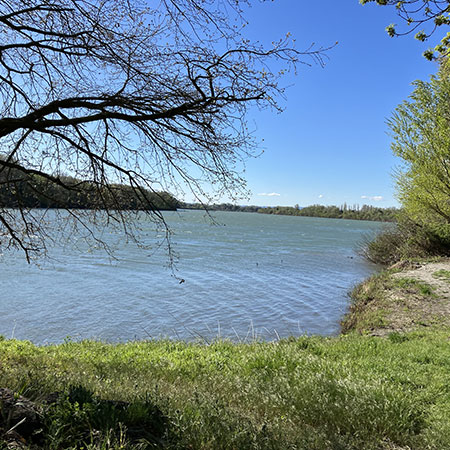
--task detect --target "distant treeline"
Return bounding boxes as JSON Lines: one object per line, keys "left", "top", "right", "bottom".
{"left": 0, "top": 171, "right": 178, "bottom": 211}
{"left": 180, "top": 202, "right": 260, "bottom": 213}
{"left": 0, "top": 169, "right": 396, "bottom": 221}
{"left": 259, "top": 204, "right": 398, "bottom": 222}
{"left": 181, "top": 202, "right": 397, "bottom": 222}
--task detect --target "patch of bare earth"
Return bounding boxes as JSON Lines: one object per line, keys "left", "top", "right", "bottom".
{"left": 373, "top": 260, "right": 450, "bottom": 336}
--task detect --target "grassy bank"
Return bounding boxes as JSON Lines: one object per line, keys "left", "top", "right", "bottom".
{"left": 342, "top": 259, "right": 450, "bottom": 336}
{"left": 1, "top": 328, "right": 450, "bottom": 449}
{"left": 3, "top": 260, "right": 450, "bottom": 449}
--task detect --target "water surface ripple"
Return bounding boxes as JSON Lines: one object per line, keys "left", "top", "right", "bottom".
{"left": 0, "top": 210, "right": 382, "bottom": 343}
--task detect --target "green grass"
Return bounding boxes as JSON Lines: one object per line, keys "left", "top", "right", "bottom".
{"left": 341, "top": 271, "right": 394, "bottom": 334}
{"left": 1, "top": 331, "right": 450, "bottom": 449}
{"left": 433, "top": 269, "right": 450, "bottom": 282}
{"left": 393, "top": 277, "right": 436, "bottom": 297}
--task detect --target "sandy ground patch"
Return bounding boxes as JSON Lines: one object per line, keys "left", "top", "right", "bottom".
{"left": 374, "top": 260, "right": 450, "bottom": 335}
{"left": 392, "top": 260, "right": 450, "bottom": 296}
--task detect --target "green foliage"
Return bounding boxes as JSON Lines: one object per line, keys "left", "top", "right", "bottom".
{"left": 415, "top": 30, "right": 427, "bottom": 42}
{"left": 342, "top": 268, "right": 445, "bottom": 335}
{"left": 364, "top": 226, "right": 405, "bottom": 265}
{"left": 44, "top": 385, "right": 167, "bottom": 449}
{"left": 386, "top": 23, "right": 396, "bottom": 37}
{"left": 389, "top": 70, "right": 450, "bottom": 229}
{"left": 388, "top": 332, "right": 410, "bottom": 343}
{"left": 365, "top": 215, "right": 450, "bottom": 264}
{"left": 360, "top": 0, "right": 450, "bottom": 59}
{"left": 0, "top": 170, "right": 178, "bottom": 211}
{"left": 342, "top": 271, "right": 394, "bottom": 333}
{"left": 433, "top": 269, "right": 450, "bottom": 281}
{"left": 393, "top": 277, "right": 436, "bottom": 296}
{"left": 364, "top": 67, "right": 450, "bottom": 264}
{"left": 181, "top": 202, "right": 260, "bottom": 213}
{"left": 181, "top": 202, "right": 397, "bottom": 222}
{"left": 2, "top": 333, "right": 450, "bottom": 448}
{"left": 259, "top": 204, "right": 397, "bottom": 222}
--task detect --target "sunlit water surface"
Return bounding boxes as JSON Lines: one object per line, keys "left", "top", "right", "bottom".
{"left": 0, "top": 210, "right": 384, "bottom": 344}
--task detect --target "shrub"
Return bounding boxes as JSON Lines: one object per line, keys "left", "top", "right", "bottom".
{"left": 364, "top": 215, "right": 450, "bottom": 265}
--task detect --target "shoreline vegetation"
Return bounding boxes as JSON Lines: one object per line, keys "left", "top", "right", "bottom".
{"left": 0, "top": 172, "right": 179, "bottom": 212}
{"left": 0, "top": 159, "right": 398, "bottom": 224}
{"left": 2, "top": 259, "right": 450, "bottom": 449}
{"left": 182, "top": 202, "right": 398, "bottom": 222}
{"left": 3, "top": 188, "right": 450, "bottom": 450}
{"left": 0, "top": 168, "right": 396, "bottom": 223}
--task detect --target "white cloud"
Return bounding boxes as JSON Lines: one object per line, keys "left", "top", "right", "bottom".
{"left": 318, "top": 194, "right": 324, "bottom": 199}
{"left": 361, "top": 195, "right": 384, "bottom": 202}
{"left": 258, "top": 192, "right": 281, "bottom": 197}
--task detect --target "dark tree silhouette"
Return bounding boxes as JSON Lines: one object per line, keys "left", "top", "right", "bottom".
{"left": 0, "top": 0, "right": 327, "bottom": 261}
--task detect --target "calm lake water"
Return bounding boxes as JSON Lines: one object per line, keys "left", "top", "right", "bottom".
{"left": 0, "top": 210, "right": 384, "bottom": 344}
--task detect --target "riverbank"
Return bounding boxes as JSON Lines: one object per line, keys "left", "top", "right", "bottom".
{"left": 1, "top": 261, "right": 450, "bottom": 449}
{"left": 342, "top": 258, "right": 450, "bottom": 336}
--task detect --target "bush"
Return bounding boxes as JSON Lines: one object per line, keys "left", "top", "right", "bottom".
{"left": 364, "top": 226, "right": 405, "bottom": 265}
{"left": 364, "top": 215, "right": 450, "bottom": 265}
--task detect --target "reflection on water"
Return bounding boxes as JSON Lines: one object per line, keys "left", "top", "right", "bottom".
{"left": 0, "top": 210, "right": 382, "bottom": 344}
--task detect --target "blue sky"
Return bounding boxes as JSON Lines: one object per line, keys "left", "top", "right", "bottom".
{"left": 211, "top": 0, "right": 440, "bottom": 208}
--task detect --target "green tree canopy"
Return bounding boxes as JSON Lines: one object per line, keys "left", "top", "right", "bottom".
{"left": 388, "top": 62, "right": 450, "bottom": 229}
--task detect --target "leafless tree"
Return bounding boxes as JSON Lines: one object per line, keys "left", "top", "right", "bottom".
{"left": 0, "top": 0, "right": 327, "bottom": 262}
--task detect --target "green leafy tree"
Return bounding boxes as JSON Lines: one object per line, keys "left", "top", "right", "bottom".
{"left": 388, "top": 62, "right": 450, "bottom": 235}
{"left": 360, "top": 0, "right": 450, "bottom": 59}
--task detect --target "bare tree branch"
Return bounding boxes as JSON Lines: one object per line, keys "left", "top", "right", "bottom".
{"left": 0, "top": 0, "right": 328, "bottom": 261}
